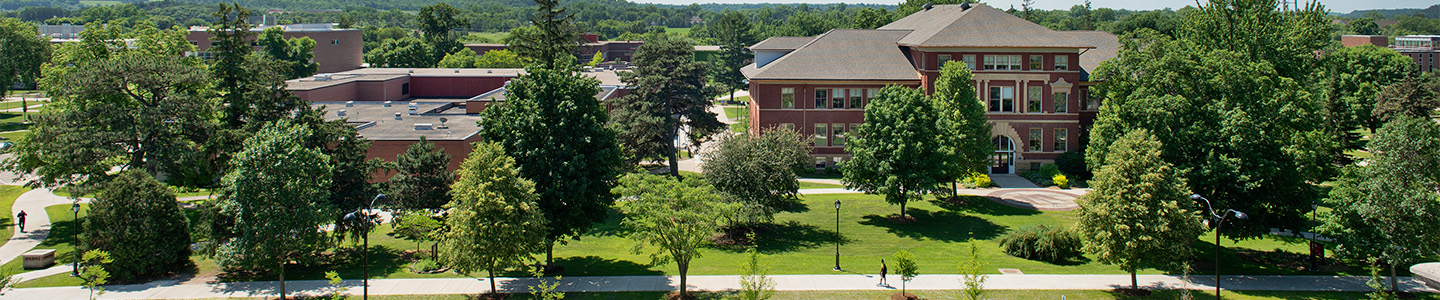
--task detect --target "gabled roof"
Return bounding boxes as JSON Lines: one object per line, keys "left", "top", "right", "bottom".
{"left": 1070, "top": 31, "right": 1120, "bottom": 81}
{"left": 749, "top": 36, "right": 819, "bottom": 51}
{"left": 742, "top": 29, "right": 918, "bottom": 81}
{"left": 880, "top": 4, "right": 1094, "bottom": 49}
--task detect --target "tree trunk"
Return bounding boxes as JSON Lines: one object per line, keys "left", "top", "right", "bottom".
{"left": 278, "top": 261, "right": 287, "bottom": 300}
{"left": 678, "top": 260, "right": 689, "bottom": 298}
{"left": 546, "top": 240, "right": 555, "bottom": 268}
{"left": 899, "top": 199, "right": 908, "bottom": 218}
{"left": 729, "top": 89, "right": 735, "bottom": 104}
{"left": 1391, "top": 263, "right": 1400, "bottom": 294}
{"left": 1130, "top": 270, "right": 1137, "bottom": 290}
{"left": 489, "top": 268, "right": 497, "bottom": 294}
{"left": 669, "top": 119, "right": 681, "bottom": 178}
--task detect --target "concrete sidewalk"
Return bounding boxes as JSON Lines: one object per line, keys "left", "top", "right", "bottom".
{"left": 0, "top": 188, "right": 78, "bottom": 266}
{"left": 1, "top": 274, "right": 1433, "bottom": 299}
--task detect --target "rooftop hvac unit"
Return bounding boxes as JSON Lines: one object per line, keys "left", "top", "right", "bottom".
{"left": 383, "top": 101, "right": 392, "bottom": 107}
{"left": 394, "top": 112, "right": 402, "bottom": 120}
{"left": 312, "top": 74, "right": 333, "bottom": 81}
{"left": 337, "top": 109, "right": 347, "bottom": 116}
{"left": 345, "top": 101, "right": 354, "bottom": 107}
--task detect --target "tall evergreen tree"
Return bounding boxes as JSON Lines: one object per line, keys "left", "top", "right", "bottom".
{"left": 610, "top": 32, "right": 722, "bottom": 175}
{"left": 841, "top": 85, "right": 949, "bottom": 218}
{"left": 507, "top": 0, "right": 580, "bottom": 69}
{"left": 439, "top": 142, "right": 547, "bottom": 294}
{"left": 707, "top": 11, "right": 755, "bottom": 103}
{"left": 389, "top": 136, "right": 454, "bottom": 210}
{"left": 479, "top": 65, "right": 625, "bottom": 268}
{"left": 1076, "top": 129, "right": 1204, "bottom": 291}
{"left": 83, "top": 170, "right": 192, "bottom": 282}
{"left": 931, "top": 61, "right": 992, "bottom": 195}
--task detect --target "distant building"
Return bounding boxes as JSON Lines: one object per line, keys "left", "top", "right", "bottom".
{"left": 741, "top": 4, "right": 1118, "bottom": 173}
{"left": 1341, "top": 34, "right": 1439, "bottom": 73}
{"left": 186, "top": 23, "right": 363, "bottom": 73}
{"left": 38, "top": 23, "right": 85, "bottom": 39}
{"left": 1341, "top": 35, "right": 1388, "bottom": 48}
{"left": 465, "top": 33, "right": 719, "bottom": 64}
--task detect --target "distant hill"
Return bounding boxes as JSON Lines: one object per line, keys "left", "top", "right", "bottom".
{"left": 649, "top": 2, "right": 898, "bottom": 12}
{"left": 1342, "top": 4, "right": 1439, "bottom": 19}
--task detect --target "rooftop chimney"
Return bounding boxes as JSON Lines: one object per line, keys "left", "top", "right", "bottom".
{"left": 960, "top": 2, "right": 972, "bottom": 10}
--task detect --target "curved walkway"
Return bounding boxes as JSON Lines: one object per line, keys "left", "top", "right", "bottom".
{"left": 0, "top": 188, "right": 79, "bottom": 266}
{"left": 0, "top": 273, "right": 1433, "bottom": 299}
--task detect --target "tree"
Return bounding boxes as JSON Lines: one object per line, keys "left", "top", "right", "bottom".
{"left": 931, "top": 61, "right": 993, "bottom": 195}
{"left": 708, "top": 11, "right": 755, "bottom": 103}
{"left": 78, "top": 250, "right": 112, "bottom": 300}
{"left": 476, "top": 49, "right": 526, "bottom": 68}
{"left": 212, "top": 121, "right": 333, "bottom": 300}
{"left": 1350, "top": 17, "right": 1380, "bottom": 35}
{"left": 1089, "top": 29, "right": 1327, "bottom": 238}
{"left": 1372, "top": 73, "right": 1440, "bottom": 123}
{"left": 738, "top": 240, "right": 776, "bottom": 300}
{"left": 439, "top": 142, "right": 548, "bottom": 295}
{"left": 893, "top": 250, "right": 919, "bottom": 296}
{"left": 393, "top": 213, "right": 442, "bottom": 253}
{"left": 614, "top": 174, "right": 736, "bottom": 299}
{"left": 1318, "top": 115, "right": 1440, "bottom": 294}
{"left": 10, "top": 24, "right": 213, "bottom": 188}
{"left": 417, "top": 3, "right": 469, "bottom": 60}
{"left": 1020, "top": 0, "right": 1036, "bottom": 21}
{"left": 1316, "top": 45, "right": 1415, "bottom": 164}
{"left": 257, "top": 27, "right": 318, "bottom": 79}
{"left": 0, "top": 18, "right": 51, "bottom": 97}
{"left": 437, "top": 47, "right": 480, "bottom": 68}
{"left": 958, "top": 242, "right": 987, "bottom": 300}
{"left": 852, "top": 7, "right": 893, "bottom": 29}
{"left": 365, "top": 36, "right": 437, "bottom": 68}
{"left": 701, "top": 127, "right": 812, "bottom": 225}
{"left": 1181, "top": 0, "right": 1330, "bottom": 80}
{"left": 587, "top": 51, "right": 604, "bottom": 67}
{"left": 389, "top": 136, "right": 454, "bottom": 210}
{"left": 1076, "top": 129, "right": 1204, "bottom": 291}
{"left": 293, "top": 106, "right": 389, "bottom": 243}
{"left": 507, "top": 0, "right": 580, "bottom": 69}
{"left": 842, "top": 85, "right": 949, "bottom": 218}
{"left": 478, "top": 65, "right": 625, "bottom": 268}
{"left": 83, "top": 170, "right": 191, "bottom": 282}
{"left": 611, "top": 32, "right": 722, "bottom": 175}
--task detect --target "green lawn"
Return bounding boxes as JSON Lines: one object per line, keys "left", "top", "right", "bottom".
{"left": 0, "top": 203, "right": 88, "bottom": 281}
{"left": 133, "top": 290, "right": 1440, "bottom": 300}
{"left": 78, "top": 0, "right": 121, "bottom": 6}
{"left": 53, "top": 187, "right": 212, "bottom": 199}
{"left": 0, "top": 186, "right": 32, "bottom": 248}
{"left": 0, "top": 131, "right": 26, "bottom": 141}
{"left": 459, "top": 32, "right": 508, "bottom": 44}
{"left": 728, "top": 122, "right": 747, "bottom": 133}
{"left": 721, "top": 106, "right": 748, "bottom": 120}
{"left": 798, "top": 181, "right": 844, "bottom": 189}
{"left": 664, "top": 27, "right": 692, "bottom": 36}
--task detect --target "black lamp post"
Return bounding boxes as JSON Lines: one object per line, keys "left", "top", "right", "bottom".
{"left": 343, "top": 194, "right": 386, "bottom": 300}
{"left": 70, "top": 202, "right": 80, "bottom": 277}
{"left": 1191, "top": 194, "right": 1248, "bottom": 300}
{"left": 833, "top": 199, "right": 841, "bottom": 271}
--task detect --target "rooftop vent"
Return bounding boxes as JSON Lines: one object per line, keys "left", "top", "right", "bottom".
{"left": 337, "top": 109, "right": 347, "bottom": 116}
{"left": 923, "top": 3, "right": 933, "bottom": 11}
{"left": 345, "top": 101, "right": 354, "bottom": 107}
{"left": 960, "top": 2, "right": 971, "bottom": 10}
{"left": 383, "top": 100, "right": 392, "bottom": 107}
{"left": 394, "top": 112, "right": 402, "bottom": 120}
{"left": 414, "top": 123, "right": 434, "bottom": 131}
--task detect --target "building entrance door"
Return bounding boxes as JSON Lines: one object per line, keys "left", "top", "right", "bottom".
{"left": 992, "top": 136, "right": 1015, "bottom": 174}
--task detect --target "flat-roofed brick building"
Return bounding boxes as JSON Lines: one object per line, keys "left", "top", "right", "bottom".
{"left": 187, "top": 23, "right": 363, "bottom": 73}
{"left": 741, "top": 3, "right": 1118, "bottom": 174}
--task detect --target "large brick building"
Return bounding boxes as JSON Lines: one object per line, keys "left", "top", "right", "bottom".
{"left": 741, "top": 3, "right": 1117, "bottom": 174}
{"left": 187, "top": 23, "right": 363, "bottom": 73}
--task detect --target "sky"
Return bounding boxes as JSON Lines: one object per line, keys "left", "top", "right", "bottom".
{"left": 631, "top": 0, "right": 1435, "bottom": 14}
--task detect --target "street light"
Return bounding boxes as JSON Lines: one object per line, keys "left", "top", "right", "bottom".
{"left": 70, "top": 202, "right": 80, "bottom": 277}
{"left": 1191, "top": 194, "right": 1248, "bottom": 300}
{"left": 343, "top": 194, "right": 386, "bottom": 300}
{"left": 833, "top": 199, "right": 842, "bottom": 271}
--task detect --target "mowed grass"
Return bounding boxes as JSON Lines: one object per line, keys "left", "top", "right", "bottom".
{"left": 78, "top": 0, "right": 121, "bottom": 6}
{"left": 798, "top": 181, "right": 844, "bottom": 189}
{"left": 138, "top": 290, "right": 1440, "bottom": 300}
{"left": 0, "top": 186, "right": 33, "bottom": 248}
{"left": 721, "top": 105, "right": 748, "bottom": 120}
{"left": 664, "top": 27, "right": 692, "bottom": 36}
{"left": 0, "top": 203, "right": 89, "bottom": 285}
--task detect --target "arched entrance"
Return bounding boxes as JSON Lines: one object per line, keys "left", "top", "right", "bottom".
{"left": 992, "top": 136, "right": 1015, "bottom": 174}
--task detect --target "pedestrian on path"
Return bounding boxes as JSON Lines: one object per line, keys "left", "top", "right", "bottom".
{"left": 879, "top": 259, "right": 888, "bottom": 287}
{"left": 16, "top": 210, "right": 26, "bottom": 232}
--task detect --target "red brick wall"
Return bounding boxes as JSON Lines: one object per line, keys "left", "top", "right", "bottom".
{"left": 1341, "top": 35, "right": 1389, "bottom": 48}
{"left": 409, "top": 76, "right": 512, "bottom": 98}
{"left": 354, "top": 77, "right": 411, "bottom": 101}
{"left": 186, "top": 29, "right": 363, "bottom": 73}
{"left": 364, "top": 135, "right": 481, "bottom": 181}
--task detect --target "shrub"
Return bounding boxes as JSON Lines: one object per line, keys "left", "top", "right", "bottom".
{"left": 410, "top": 259, "right": 443, "bottom": 273}
{"left": 998, "top": 225, "right": 1083, "bottom": 263}
{"left": 1053, "top": 174, "right": 1069, "bottom": 189}
{"left": 84, "top": 170, "right": 192, "bottom": 282}
{"left": 1055, "top": 151, "right": 1091, "bottom": 180}
{"left": 961, "top": 172, "right": 992, "bottom": 188}
{"left": 1039, "top": 163, "right": 1061, "bottom": 177}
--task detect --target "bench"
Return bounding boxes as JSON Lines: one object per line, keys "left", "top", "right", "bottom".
{"left": 1413, "top": 262, "right": 1440, "bottom": 290}
{"left": 21, "top": 249, "right": 55, "bottom": 270}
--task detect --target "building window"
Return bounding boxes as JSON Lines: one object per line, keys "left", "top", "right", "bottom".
{"left": 331, "top": 39, "right": 339, "bottom": 45}
{"left": 814, "top": 123, "right": 829, "bottom": 147}
{"left": 401, "top": 83, "right": 410, "bottom": 95}
{"left": 867, "top": 88, "right": 879, "bottom": 102}
{"left": 1054, "top": 128, "right": 1068, "bottom": 152}
{"left": 984, "top": 55, "right": 1022, "bottom": 70}
{"left": 832, "top": 123, "right": 846, "bottom": 147}
{"left": 1053, "top": 92, "right": 1068, "bottom": 113}
{"left": 962, "top": 55, "right": 976, "bottom": 70}
{"left": 849, "top": 89, "right": 863, "bottom": 109}
{"left": 1028, "top": 128, "right": 1043, "bottom": 151}
{"left": 781, "top": 123, "right": 795, "bottom": 131}
{"left": 815, "top": 157, "right": 827, "bottom": 169}
{"left": 781, "top": 88, "right": 795, "bottom": 108}
{"left": 1029, "top": 55, "right": 1042, "bottom": 70}
{"left": 988, "top": 86, "right": 1014, "bottom": 112}
{"left": 938, "top": 54, "right": 952, "bottom": 69}
{"left": 832, "top": 89, "right": 846, "bottom": 109}
{"left": 815, "top": 89, "right": 829, "bottom": 109}
{"left": 1030, "top": 162, "right": 1042, "bottom": 171}
{"left": 1085, "top": 90, "right": 1100, "bottom": 110}
{"left": 1027, "top": 86, "right": 1043, "bottom": 113}
{"left": 850, "top": 123, "right": 861, "bottom": 138}
{"left": 1055, "top": 56, "right": 1069, "bottom": 71}
{"left": 189, "top": 41, "right": 198, "bottom": 46}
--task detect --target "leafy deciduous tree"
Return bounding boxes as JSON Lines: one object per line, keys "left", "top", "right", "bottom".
{"left": 439, "top": 142, "right": 547, "bottom": 294}
{"left": 701, "top": 127, "right": 812, "bottom": 225}
{"left": 0, "top": 18, "right": 51, "bottom": 97}
{"left": 257, "top": 27, "right": 319, "bottom": 79}
{"left": 842, "top": 85, "right": 949, "bottom": 217}
{"left": 614, "top": 174, "right": 736, "bottom": 299}
{"left": 83, "top": 170, "right": 192, "bottom": 282}
{"left": 931, "top": 61, "right": 993, "bottom": 195}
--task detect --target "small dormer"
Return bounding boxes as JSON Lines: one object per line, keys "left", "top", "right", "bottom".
{"left": 749, "top": 36, "right": 818, "bottom": 68}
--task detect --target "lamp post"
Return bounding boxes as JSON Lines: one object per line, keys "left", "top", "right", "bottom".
{"left": 833, "top": 199, "right": 841, "bottom": 271}
{"left": 343, "top": 194, "right": 386, "bottom": 300}
{"left": 1191, "top": 194, "right": 1248, "bottom": 300}
{"left": 70, "top": 202, "right": 80, "bottom": 277}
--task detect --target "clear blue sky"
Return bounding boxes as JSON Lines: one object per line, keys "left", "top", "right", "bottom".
{"left": 631, "top": 0, "right": 1434, "bottom": 14}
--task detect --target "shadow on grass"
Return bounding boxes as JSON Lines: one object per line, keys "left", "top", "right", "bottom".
{"left": 216, "top": 245, "right": 410, "bottom": 282}
{"left": 860, "top": 207, "right": 1005, "bottom": 242}
{"left": 545, "top": 255, "right": 663, "bottom": 277}
{"left": 932, "top": 195, "right": 1041, "bottom": 217}
{"left": 709, "top": 221, "right": 847, "bottom": 254}
{"left": 1189, "top": 238, "right": 1362, "bottom": 276}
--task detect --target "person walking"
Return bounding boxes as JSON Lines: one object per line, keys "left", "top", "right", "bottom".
{"left": 879, "top": 259, "right": 888, "bottom": 287}
{"left": 16, "top": 210, "right": 26, "bottom": 233}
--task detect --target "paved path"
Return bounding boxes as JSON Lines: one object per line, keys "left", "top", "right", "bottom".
{"left": 1, "top": 274, "right": 1433, "bottom": 299}
{"left": 12, "top": 264, "right": 71, "bottom": 282}
{"left": 989, "top": 174, "right": 1041, "bottom": 188}
{"left": 0, "top": 188, "right": 80, "bottom": 266}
